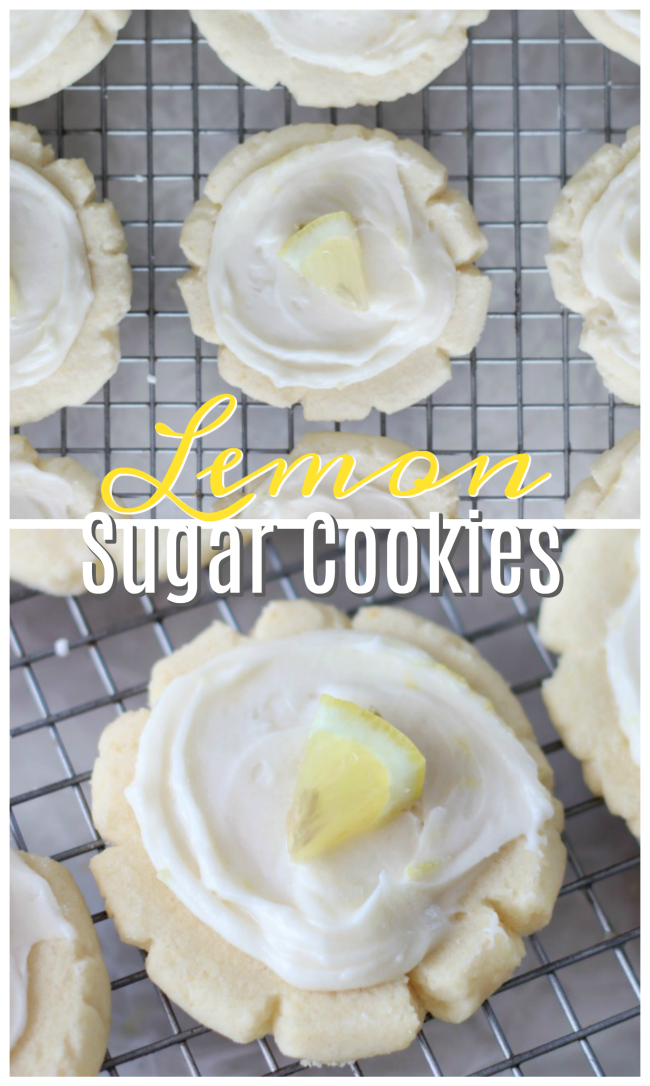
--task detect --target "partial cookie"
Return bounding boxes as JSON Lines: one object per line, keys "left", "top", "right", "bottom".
{"left": 539, "top": 530, "right": 640, "bottom": 836}
{"left": 191, "top": 10, "right": 488, "bottom": 107}
{"left": 546, "top": 126, "right": 640, "bottom": 404}
{"left": 565, "top": 430, "right": 640, "bottom": 519}
{"left": 10, "top": 435, "right": 215, "bottom": 596}
{"left": 179, "top": 123, "right": 490, "bottom": 421}
{"left": 10, "top": 122, "right": 132, "bottom": 426}
{"left": 10, "top": 850, "right": 111, "bottom": 1077}
{"left": 230, "top": 432, "right": 459, "bottom": 519}
{"left": 91, "top": 600, "right": 564, "bottom": 1064}
{"left": 575, "top": 10, "right": 640, "bottom": 65}
{"left": 10, "top": 10, "right": 131, "bottom": 106}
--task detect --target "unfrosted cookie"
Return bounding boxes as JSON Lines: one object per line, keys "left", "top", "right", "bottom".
{"left": 191, "top": 10, "right": 488, "bottom": 108}
{"left": 546, "top": 126, "right": 640, "bottom": 405}
{"left": 10, "top": 122, "right": 131, "bottom": 426}
{"left": 575, "top": 10, "right": 640, "bottom": 65}
{"left": 179, "top": 124, "right": 490, "bottom": 421}
{"left": 565, "top": 430, "right": 640, "bottom": 519}
{"left": 232, "top": 432, "right": 459, "bottom": 519}
{"left": 10, "top": 435, "right": 215, "bottom": 596}
{"left": 539, "top": 530, "right": 640, "bottom": 836}
{"left": 10, "top": 10, "right": 131, "bottom": 106}
{"left": 10, "top": 850, "right": 111, "bottom": 1077}
{"left": 91, "top": 600, "right": 564, "bottom": 1064}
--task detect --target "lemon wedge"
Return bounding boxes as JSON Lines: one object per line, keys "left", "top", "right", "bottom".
{"left": 286, "top": 694, "right": 426, "bottom": 863}
{"left": 10, "top": 274, "right": 19, "bottom": 317}
{"left": 279, "top": 211, "right": 369, "bottom": 311}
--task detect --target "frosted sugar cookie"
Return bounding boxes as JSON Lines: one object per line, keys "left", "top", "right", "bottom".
{"left": 575, "top": 10, "right": 640, "bottom": 65}
{"left": 539, "top": 530, "right": 640, "bottom": 836}
{"left": 191, "top": 10, "right": 489, "bottom": 108}
{"left": 91, "top": 600, "right": 565, "bottom": 1063}
{"left": 179, "top": 124, "right": 490, "bottom": 421}
{"left": 10, "top": 10, "right": 131, "bottom": 106}
{"left": 10, "top": 436, "right": 214, "bottom": 596}
{"left": 565, "top": 430, "right": 640, "bottom": 519}
{"left": 10, "top": 122, "right": 132, "bottom": 427}
{"left": 546, "top": 126, "right": 640, "bottom": 405}
{"left": 238, "top": 432, "right": 459, "bottom": 519}
{"left": 10, "top": 850, "right": 111, "bottom": 1077}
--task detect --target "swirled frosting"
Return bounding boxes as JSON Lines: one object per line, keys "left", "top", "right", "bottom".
{"left": 605, "top": 534, "right": 640, "bottom": 765}
{"left": 10, "top": 10, "right": 84, "bottom": 79}
{"left": 208, "top": 136, "right": 457, "bottom": 389}
{"left": 580, "top": 153, "right": 640, "bottom": 369}
{"left": 606, "top": 10, "right": 640, "bottom": 37}
{"left": 11, "top": 160, "right": 93, "bottom": 392}
{"left": 10, "top": 459, "right": 76, "bottom": 519}
{"left": 11, "top": 851, "right": 74, "bottom": 1050}
{"left": 250, "top": 11, "right": 457, "bottom": 75}
{"left": 128, "top": 630, "right": 553, "bottom": 990}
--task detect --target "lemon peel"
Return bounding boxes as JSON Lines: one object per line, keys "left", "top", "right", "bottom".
{"left": 279, "top": 211, "right": 369, "bottom": 310}
{"left": 287, "top": 693, "right": 426, "bottom": 862}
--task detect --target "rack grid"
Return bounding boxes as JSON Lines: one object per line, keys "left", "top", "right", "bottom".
{"left": 11, "top": 9, "right": 640, "bottom": 519}
{"left": 10, "top": 529, "right": 640, "bottom": 1076}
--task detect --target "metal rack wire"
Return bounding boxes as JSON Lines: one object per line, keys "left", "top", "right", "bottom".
{"left": 10, "top": 529, "right": 640, "bottom": 1076}
{"left": 11, "top": 9, "right": 640, "bottom": 519}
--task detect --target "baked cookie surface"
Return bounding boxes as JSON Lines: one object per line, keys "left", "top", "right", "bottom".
{"left": 235, "top": 432, "right": 459, "bottom": 519}
{"left": 10, "top": 122, "right": 132, "bottom": 426}
{"left": 546, "top": 126, "right": 640, "bottom": 405}
{"left": 565, "top": 430, "right": 640, "bottom": 519}
{"left": 10, "top": 9, "right": 131, "bottom": 106}
{"left": 10, "top": 850, "right": 111, "bottom": 1077}
{"left": 575, "top": 10, "right": 640, "bottom": 65}
{"left": 180, "top": 124, "right": 490, "bottom": 421}
{"left": 191, "top": 10, "right": 488, "bottom": 107}
{"left": 539, "top": 529, "right": 640, "bottom": 836}
{"left": 91, "top": 600, "right": 565, "bottom": 1063}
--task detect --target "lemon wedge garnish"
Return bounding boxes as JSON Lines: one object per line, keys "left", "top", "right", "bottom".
{"left": 286, "top": 694, "right": 426, "bottom": 863}
{"left": 10, "top": 274, "right": 19, "bottom": 317}
{"left": 279, "top": 211, "right": 369, "bottom": 311}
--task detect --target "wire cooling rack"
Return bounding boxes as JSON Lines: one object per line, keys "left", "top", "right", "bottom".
{"left": 11, "top": 9, "right": 640, "bottom": 519}
{"left": 10, "top": 529, "right": 640, "bottom": 1076}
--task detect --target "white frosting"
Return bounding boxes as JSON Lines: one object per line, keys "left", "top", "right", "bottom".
{"left": 595, "top": 440, "right": 640, "bottom": 519}
{"left": 10, "top": 10, "right": 84, "bottom": 79}
{"left": 128, "top": 630, "right": 553, "bottom": 991}
{"left": 11, "top": 851, "right": 74, "bottom": 1050}
{"left": 606, "top": 10, "right": 640, "bottom": 37}
{"left": 251, "top": 453, "right": 413, "bottom": 519}
{"left": 208, "top": 136, "right": 456, "bottom": 389}
{"left": 11, "top": 160, "right": 93, "bottom": 392}
{"left": 250, "top": 11, "right": 457, "bottom": 75}
{"left": 606, "top": 534, "right": 640, "bottom": 765}
{"left": 10, "top": 459, "right": 76, "bottom": 519}
{"left": 580, "top": 153, "right": 640, "bottom": 370}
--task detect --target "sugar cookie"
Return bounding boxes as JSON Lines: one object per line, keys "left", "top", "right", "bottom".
{"left": 179, "top": 124, "right": 490, "bottom": 421}
{"left": 10, "top": 850, "right": 111, "bottom": 1077}
{"left": 10, "top": 122, "right": 131, "bottom": 427}
{"left": 565, "top": 430, "right": 640, "bottom": 519}
{"left": 91, "top": 600, "right": 565, "bottom": 1064}
{"left": 10, "top": 436, "right": 215, "bottom": 596}
{"left": 546, "top": 126, "right": 640, "bottom": 405}
{"left": 539, "top": 529, "right": 640, "bottom": 836}
{"left": 233, "top": 432, "right": 459, "bottom": 519}
{"left": 191, "top": 10, "right": 488, "bottom": 108}
{"left": 10, "top": 10, "right": 131, "bottom": 106}
{"left": 575, "top": 10, "right": 640, "bottom": 65}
